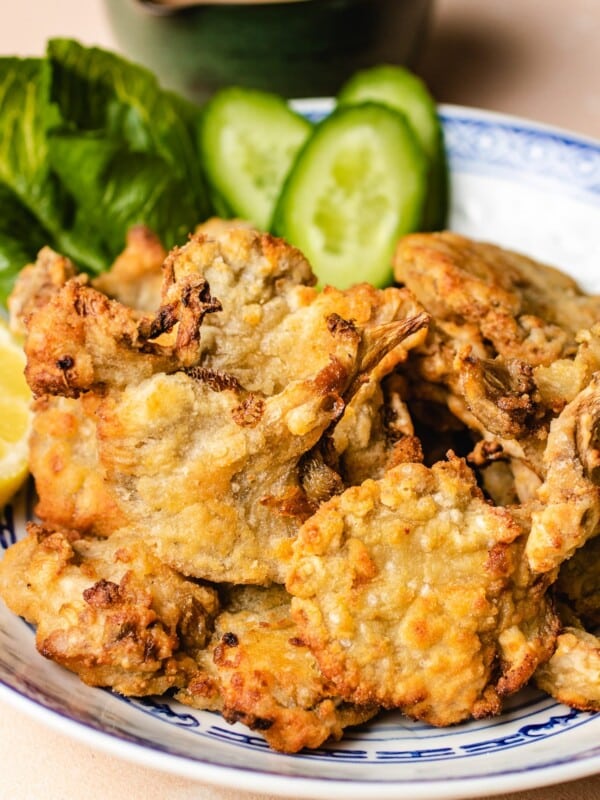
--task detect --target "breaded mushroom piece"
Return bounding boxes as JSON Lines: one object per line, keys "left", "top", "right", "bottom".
{"left": 28, "top": 394, "right": 127, "bottom": 536}
{"left": 20, "top": 226, "right": 429, "bottom": 583}
{"left": 0, "top": 523, "right": 219, "bottom": 696}
{"left": 393, "top": 233, "right": 600, "bottom": 495}
{"left": 393, "top": 232, "right": 600, "bottom": 366}
{"left": 177, "top": 585, "right": 377, "bottom": 753}
{"left": 286, "top": 456, "right": 558, "bottom": 726}
{"left": 535, "top": 625, "right": 600, "bottom": 712}
{"left": 8, "top": 246, "right": 77, "bottom": 337}
{"left": 92, "top": 224, "right": 167, "bottom": 312}
{"left": 9, "top": 226, "right": 168, "bottom": 338}
{"left": 527, "top": 374, "right": 600, "bottom": 574}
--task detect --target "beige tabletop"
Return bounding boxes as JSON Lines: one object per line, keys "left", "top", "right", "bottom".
{"left": 1, "top": 1, "right": 599, "bottom": 799}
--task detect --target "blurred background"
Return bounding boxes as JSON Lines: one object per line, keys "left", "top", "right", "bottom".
{"left": 1, "top": 0, "right": 599, "bottom": 137}
{"left": 420, "top": 0, "right": 600, "bottom": 138}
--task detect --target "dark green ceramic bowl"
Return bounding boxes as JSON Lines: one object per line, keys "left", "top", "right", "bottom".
{"left": 103, "top": 0, "right": 433, "bottom": 102}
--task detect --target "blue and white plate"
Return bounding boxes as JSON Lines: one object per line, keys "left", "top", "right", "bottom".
{"left": 1, "top": 104, "right": 600, "bottom": 800}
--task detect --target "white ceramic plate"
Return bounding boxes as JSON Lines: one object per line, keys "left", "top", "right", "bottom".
{"left": 1, "top": 103, "right": 600, "bottom": 800}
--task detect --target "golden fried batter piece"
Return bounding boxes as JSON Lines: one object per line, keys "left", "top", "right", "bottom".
{"left": 403, "top": 343, "right": 551, "bottom": 488}
{"left": 26, "top": 268, "right": 222, "bottom": 398}
{"left": 286, "top": 456, "right": 558, "bottom": 726}
{"left": 455, "top": 353, "right": 546, "bottom": 441}
{"left": 0, "top": 523, "right": 219, "bottom": 695}
{"left": 194, "top": 217, "right": 256, "bottom": 237}
{"left": 394, "top": 233, "right": 600, "bottom": 502}
{"left": 22, "top": 227, "right": 428, "bottom": 583}
{"left": 533, "top": 324, "right": 600, "bottom": 412}
{"left": 92, "top": 225, "right": 167, "bottom": 312}
{"left": 163, "top": 226, "right": 317, "bottom": 392}
{"left": 177, "top": 585, "right": 377, "bottom": 753}
{"left": 527, "top": 374, "right": 600, "bottom": 573}
{"left": 95, "top": 368, "right": 350, "bottom": 583}
{"left": 394, "top": 232, "right": 600, "bottom": 365}
{"left": 535, "top": 625, "right": 600, "bottom": 712}
{"left": 94, "top": 301, "right": 426, "bottom": 585}
{"left": 318, "top": 286, "right": 427, "bottom": 484}
{"left": 475, "top": 458, "right": 544, "bottom": 506}
{"left": 21, "top": 226, "right": 427, "bottom": 399}
{"left": 8, "top": 247, "right": 77, "bottom": 337}
{"left": 332, "top": 373, "right": 423, "bottom": 487}
{"left": 9, "top": 227, "right": 167, "bottom": 337}
{"left": 163, "top": 227, "right": 427, "bottom": 394}
{"left": 28, "top": 394, "right": 126, "bottom": 536}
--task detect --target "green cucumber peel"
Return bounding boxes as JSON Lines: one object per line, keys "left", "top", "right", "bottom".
{"left": 337, "top": 64, "right": 449, "bottom": 230}
{"left": 200, "top": 86, "right": 313, "bottom": 231}
{"left": 273, "top": 102, "right": 428, "bottom": 290}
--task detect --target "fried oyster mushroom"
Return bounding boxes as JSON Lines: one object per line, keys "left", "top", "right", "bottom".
{"left": 92, "top": 224, "right": 167, "bottom": 312}
{"left": 0, "top": 523, "right": 219, "bottom": 695}
{"left": 22, "top": 261, "right": 221, "bottom": 399}
{"left": 527, "top": 373, "right": 600, "bottom": 573}
{"left": 177, "top": 585, "right": 377, "bottom": 753}
{"left": 286, "top": 456, "right": 558, "bottom": 726}
{"left": 393, "top": 232, "right": 600, "bottom": 493}
{"left": 9, "top": 226, "right": 168, "bottom": 339}
{"left": 28, "top": 393, "right": 127, "bottom": 536}
{"left": 19, "top": 225, "right": 429, "bottom": 584}
{"left": 535, "top": 625, "right": 600, "bottom": 712}
{"left": 8, "top": 246, "right": 78, "bottom": 337}
{"left": 393, "top": 231, "right": 600, "bottom": 366}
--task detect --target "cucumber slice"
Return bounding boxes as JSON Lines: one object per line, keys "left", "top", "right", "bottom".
{"left": 272, "top": 103, "right": 427, "bottom": 290}
{"left": 337, "top": 64, "right": 448, "bottom": 231}
{"left": 199, "top": 87, "right": 313, "bottom": 230}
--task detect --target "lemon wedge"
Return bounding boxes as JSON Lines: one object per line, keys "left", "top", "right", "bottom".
{"left": 0, "top": 320, "right": 31, "bottom": 509}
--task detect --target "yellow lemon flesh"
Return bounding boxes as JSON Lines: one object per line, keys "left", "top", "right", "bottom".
{"left": 0, "top": 320, "right": 31, "bottom": 509}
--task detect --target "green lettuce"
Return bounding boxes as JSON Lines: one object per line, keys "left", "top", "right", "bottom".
{"left": 0, "top": 39, "right": 213, "bottom": 305}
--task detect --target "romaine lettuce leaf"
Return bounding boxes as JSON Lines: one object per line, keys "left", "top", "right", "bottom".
{"left": 0, "top": 186, "right": 49, "bottom": 306}
{"left": 48, "top": 39, "right": 211, "bottom": 247}
{"left": 48, "top": 131, "right": 202, "bottom": 255}
{"left": 0, "top": 57, "right": 65, "bottom": 236}
{"left": 0, "top": 40, "right": 214, "bottom": 305}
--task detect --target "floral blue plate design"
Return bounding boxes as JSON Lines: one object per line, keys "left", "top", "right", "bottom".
{"left": 1, "top": 104, "right": 600, "bottom": 800}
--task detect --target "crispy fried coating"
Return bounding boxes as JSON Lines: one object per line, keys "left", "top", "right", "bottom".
{"left": 194, "top": 216, "right": 256, "bottom": 237}
{"left": 332, "top": 373, "right": 423, "bottom": 487}
{"left": 28, "top": 394, "right": 126, "bottom": 536}
{"left": 394, "top": 232, "right": 600, "bottom": 365}
{"left": 533, "top": 324, "right": 600, "bottom": 411}
{"left": 11, "top": 222, "right": 595, "bottom": 744}
{"left": 23, "top": 272, "right": 220, "bottom": 398}
{"left": 22, "top": 226, "right": 428, "bottom": 583}
{"left": 0, "top": 523, "right": 219, "bottom": 695}
{"left": 318, "top": 283, "right": 428, "bottom": 483}
{"left": 92, "top": 225, "right": 166, "bottom": 311}
{"left": 177, "top": 585, "right": 377, "bottom": 753}
{"left": 535, "top": 625, "right": 600, "bottom": 712}
{"left": 394, "top": 234, "right": 600, "bottom": 509}
{"left": 95, "top": 368, "right": 349, "bottom": 583}
{"left": 8, "top": 247, "right": 77, "bottom": 337}
{"left": 94, "top": 307, "right": 426, "bottom": 584}
{"left": 286, "top": 456, "right": 558, "bottom": 725}
{"left": 456, "top": 353, "right": 546, "bottom": 441}
{"left": 9, "top": 227, "right": 167, "bottom": 337}
{"left": 527, "top": 374, "right": 600, "bottom": 573}
{"left": 165, "top": 228, "right": 427, "bottom": 395}
{"left": 164, "top": 227, "right": 317, "bottom": 392}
